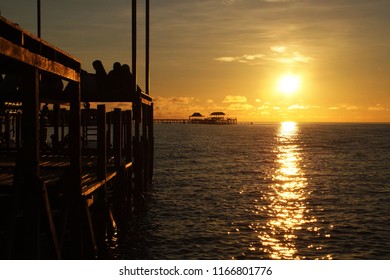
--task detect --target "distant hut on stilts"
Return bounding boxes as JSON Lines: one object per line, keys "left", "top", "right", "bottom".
{"left": 188, "top": 112, "right": 237, "bottom": 125}
{"left": 189, "top": 112, "right": 204, "bottom": 124}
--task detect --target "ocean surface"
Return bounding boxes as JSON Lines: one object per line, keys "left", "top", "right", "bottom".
{"left": 111, "top": 122, "right": 390, "bottom": 260}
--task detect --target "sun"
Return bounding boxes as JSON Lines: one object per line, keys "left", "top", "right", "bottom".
{"left": 277, "top": 75, "right": 300, "bottom": 95}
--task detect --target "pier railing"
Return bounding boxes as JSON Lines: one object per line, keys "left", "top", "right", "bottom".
{"left": 0, "top": 15, "right": 153, "bottom": 259}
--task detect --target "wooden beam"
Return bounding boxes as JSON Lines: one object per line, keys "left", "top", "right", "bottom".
{"left": 0, "top": 37, "right": 80, "bottom": 81}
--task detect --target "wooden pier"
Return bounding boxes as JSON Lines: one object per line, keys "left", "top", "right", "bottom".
{"left": 154, "top": 119, "right": 189, "bottom": 124}
{"left": 154, "top": 112, "right": 238, "bottom": 125}
{"left": 0, "top": 11, "right": 153, "bottom": 259}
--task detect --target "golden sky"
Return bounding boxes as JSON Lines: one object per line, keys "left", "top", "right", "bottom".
{"left": 2, "top": 0, "right": 390, "bottom": 122}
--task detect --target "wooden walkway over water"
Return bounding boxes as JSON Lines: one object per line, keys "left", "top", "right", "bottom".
{"left": 154, "top": 118, "right": 238, "bottom": 124}
{"left": 0, "top": 11, "right": 153, "bottom": 259}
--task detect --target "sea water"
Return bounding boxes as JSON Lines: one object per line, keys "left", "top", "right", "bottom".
{"left": 112, "top": 122, "right": 390, "bottom": 260}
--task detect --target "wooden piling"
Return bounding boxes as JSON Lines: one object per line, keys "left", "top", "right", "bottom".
{"left": 113, "top": 108, "right": 122, "bottom": 169}
{"left": 97, "top": 105, "right": 106, "bottom": 181}
{"left": 125, "top": 110, "right": 132, "bottom": 162}
{"left": 53, "top": 104, "right": 61, "bottom": 148}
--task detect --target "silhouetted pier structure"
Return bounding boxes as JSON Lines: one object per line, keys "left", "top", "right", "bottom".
{"left": 154, "top": 119, "right": 189, "bottom": 124}
{"left": 193, "top": 112, "right": 237, "bottom": 124}
{"left": 155, "top": 112, "right": 237, "bottom": 125}
{"left": 0, "top": 9, "right": 153, "bottom": 260}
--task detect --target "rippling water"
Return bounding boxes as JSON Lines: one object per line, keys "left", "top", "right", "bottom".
{"left": 112, "top": 122, "right": 390, "bottom": 260}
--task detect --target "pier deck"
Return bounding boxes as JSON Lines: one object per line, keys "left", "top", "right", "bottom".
{"left": 0, "top": 13, "right": 153, "bottom": 259}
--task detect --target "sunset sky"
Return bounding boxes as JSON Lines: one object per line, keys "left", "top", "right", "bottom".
{"left": 2, "top": 0, "right": 390, "bottom": 122}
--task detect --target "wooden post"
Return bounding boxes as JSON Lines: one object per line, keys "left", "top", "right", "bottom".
{"left": 67, "top": 80, "right": 82, "bottom": 258}
{"left": 133, "top": 101, "right": 142, "bottom": 195}
{"left": 5, "top": 111, "right": 10, "bottom": 148}
{"left": 16, "top": 112, "right": 21, "bottom": 148}
{"left": 106, "top": 111, "right": 111, "bottom": 152}
{"left": 53, "top": 104, "right": 60, "bottom": 149}
{"left": 142, "top": 103, "right": 148, "bottom": 188}
{"left": 146, "top": 0, "right": 150, "bottom": 95}
{"left": 148, "top": 103, "right": 154, "bottom": 181}
{"left": 97, "top": 105, "right": 106, "bottom": 181}
{"left": 22, "top": 67, "right": 40, "bottom": 177}
{"left": 132, "top": 0, "right": 137, "bottom": 97}
{"left": 81, "top": 109, "right": 86, "bottom": 147}
{"left": 113, "top": 108, "right": 122, "bottom": 169}
{"left": 125, "top": 110, "right": 132, "bottom": 162}
{"left": 69, "top": 83, "right": 81, "bottom": 183}
{"left": 20, "top": 66, "right": 40, "bottom": 258}
{"left": 122, "top": 110, "right": 127, "bottom": 152}
{"left": 60, "top": 108, "right": 66, "bottom": 142}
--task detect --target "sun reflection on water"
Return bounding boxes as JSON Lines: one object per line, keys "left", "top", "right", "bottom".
{"left": 258, "top": 122, "right": 313, "bottom": 259}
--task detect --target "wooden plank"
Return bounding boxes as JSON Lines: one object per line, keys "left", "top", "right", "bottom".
{"left": 41, "top": 181, "right": 61, "bottom": 259}
{"left": 141, "top": 95, "right": 153, "bottom": 105}
{"left": 0, "top": 173, "right": 14, "bottom": 186}
{"left": 82, "top": 196, "right": 97, "bottom": 257}
{"left": 124, "top": 161, "right": 133, "bottom": 169}
{"left": 81, "top": 171, "right": 117, "bottom": 197}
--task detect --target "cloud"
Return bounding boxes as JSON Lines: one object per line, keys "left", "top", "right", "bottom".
{"left": 215, "top": 54, "right": 265, "bottom": 64}
{"left": 291, "top": 52, "right": 314, "bottom": 63}
{"left": 329, "top": 104, "right": 360, "bottom": 110}
{"left": 271, "top": 45, "right": 287, "bottom": 53}
{"left": 154, "top": 96, "right": 200, "bottom": 118}
{"left": 243, "top": 54, "right": 266, "bottom": 60}
{"left": 261, "top": 111, "right": 271, "bottom": 116}
{"left": 223, "top": 95, "right": 247, "bottom": 103}
{"left": 169, "top": 96, "right": 196, "bottom": 104}
{"left": 222, "top": 0, "right": 241, "bottom": 5}
{"left": 221, "top": 95, "right": 253, "bottom": 112}
{"left": 215, "top": 47, "right": 313, "bottom": 65}
{"left": 154, "top": 95, "right": 254, "bottom": 119}
{"left": 227, "top": 103, "right": 254, "bottom": 111}
{"left": 214, "top": 57, "right": 239, "bottom": 62}
{"left": 368, "top": 104, "right": 386, "bottom": 111}
{"left": 288, "top": 104, "right": 320, "bottom": 110}
{"left": 288, "top": 105, "right": 306, "bottom": 110}
{"left": 268, "top": 51, "right": 314, "bottom": 64}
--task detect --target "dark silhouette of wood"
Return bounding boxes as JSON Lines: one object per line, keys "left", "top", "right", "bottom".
{"left": 97, "top": 105, "right": 106, "bottom": 181}
{"left": 113, "top": 108, "right": 122, "bottom": 169}
{"left": 0, "top": 11, "right": 154, "bottom": 259}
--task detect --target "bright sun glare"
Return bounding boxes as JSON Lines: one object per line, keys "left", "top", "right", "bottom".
{"left": 277, "top": 75, "right": 300, "bottom": 95}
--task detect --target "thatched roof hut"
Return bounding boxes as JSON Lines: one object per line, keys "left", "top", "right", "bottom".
{"left": 210, "top": 112, "right": 226, "bottom": 120}
{"left": 189, "top": 112, "right": 204, "bottom": 118}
